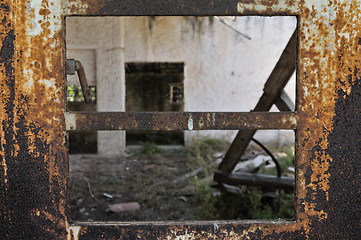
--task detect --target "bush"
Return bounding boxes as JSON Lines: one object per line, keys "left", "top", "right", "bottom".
{"left": 195, "top": 185, "right": 294, "bottom": 220}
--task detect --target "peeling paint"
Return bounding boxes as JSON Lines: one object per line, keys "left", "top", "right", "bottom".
{"left": 69, "top": 225, "right": 81, "bottom": 240}
{"left": 187, "top": 113, "right": 193, "bottom": 130}
{"left": 65, "top": 112, "right": 76, "bottom": 130}
{"left": 26, "top": 0, "right": 63, "bottom": 37}
{"left": 0, "top": 0, "right": 360, "bottom": 239}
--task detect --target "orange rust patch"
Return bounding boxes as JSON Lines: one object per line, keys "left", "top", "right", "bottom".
{"left": 1, "top": 0, "right": 360, "bottom": 239}
{"left": 5, "top": 0, "right": 68, "bottom": 238}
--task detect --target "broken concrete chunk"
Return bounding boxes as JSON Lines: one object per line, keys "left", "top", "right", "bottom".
{"left": 107, "top": 202, "right": 140, "bottom": 213}
{"left": 102, "top": 192, "right": 113, "bottom": 199}
{"left": 143, "top": 164, "right": 157, "bottom": 171}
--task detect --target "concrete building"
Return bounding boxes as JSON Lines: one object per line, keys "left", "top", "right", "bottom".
{"left": 66, "top": 16, "right": 297, "bottom": 156}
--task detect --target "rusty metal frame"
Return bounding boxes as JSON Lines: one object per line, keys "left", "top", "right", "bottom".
{"left": 0, "top": 0, "right": 360, "bottom": 239}
{"left": 65, "top": 112, "right": 296, "bottom": 131}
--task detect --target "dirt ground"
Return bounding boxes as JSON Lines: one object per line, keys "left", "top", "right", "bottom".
{"left": 69, "top": 142, "right": 294, "bottom": 222}
{"left": 69, "top": 148, "right": 204, "bottom": 222}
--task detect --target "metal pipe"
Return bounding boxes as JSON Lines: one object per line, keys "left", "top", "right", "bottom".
{"left": 66, "top": 59, "right": 92, "bottom": 103}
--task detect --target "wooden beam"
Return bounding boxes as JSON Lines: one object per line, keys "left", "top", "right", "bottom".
{"left": 218, "top": 30, "right": 297, "bottom": 173}
{"left": 275, "top": 90, "right": 295, "bottom": 111}
{"left": 214, "top": 171, "right": 294, "bottom": 191}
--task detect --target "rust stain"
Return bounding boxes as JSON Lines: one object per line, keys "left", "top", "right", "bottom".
{"left": 68, "top": 112, "right": 296, "bottom": 131}
{"left": 0, "top": 0, "right": 359, "bottom": 239}
{"left": 295, "top": 0, "right": 361, "bottom": 238}
{"left": 0, "top": 0, "right": 13, "bottom": 196}
{"left": 66, "top": 0, "right": 242, "bottom": 16}
{"left": 66, "top": 0, "right": 107, "bottom": 15}
{"left": 237, "top": 0, "right": 299, "bottom": 15}
{"left": 1, "top": 0, "right": 68, "bottom": 239}
{"left": 69, "top": 221, "right": 304, "bottom": 239}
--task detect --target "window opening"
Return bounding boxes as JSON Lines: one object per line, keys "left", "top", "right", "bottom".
{"left": 125, "top": 62, "right": 184, "bottom": 145}
{"left": 170, "top": 83, "right": 184, "bottom": 104}
{"left": 66, "top": 16, "right": 297, "bottom": 222}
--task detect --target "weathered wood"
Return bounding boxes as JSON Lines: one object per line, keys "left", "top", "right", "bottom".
{"left": 218, "top": 30, "right": 297, "bottom": 174}
{"left": 275, "top": 90, "right": 295, "bottom": 111}
{"left": 214, "top": 171, "right": 294, "bottom": 191}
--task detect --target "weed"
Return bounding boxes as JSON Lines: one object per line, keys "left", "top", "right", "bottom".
{"left": 195, "top": 186, "right": 294, "bottom": 220}
{"left": 140, "top": 141, "right": 164, "bottom": 156}
{"left": 258, "top": 146, "right": 294, "bottom": 176}
{"left": 193, "top": 176, "right": 216, "bottom": 202}
{"left": 104, "top": 178, "right": 120, "bottom": 185}
{"left": 189, "top": 140, "right": 295, "bottom": 220}
{"left": 195, "top": 186, "right": 263, "bottom": 220}
{"left": 278, "top": 146, "right": 294, "bottom": 172}
{"left": 186, "top": 137, "right": 228, "bottom": 178}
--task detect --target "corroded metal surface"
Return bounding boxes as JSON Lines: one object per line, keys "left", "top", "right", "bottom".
{"left": 0, "top": 0, "right": 68, "bottom": 239}
{"left": 69, "top": 221, "right": 302, "bottom": 239}
{"left": 66, "top": 59, "right": 92, "bottom": 103}
{"left": 65, "top": 112, "right": 297, "bottom": 131}
{"left": 0, "top": 0, "right": 360, "bottom": 239}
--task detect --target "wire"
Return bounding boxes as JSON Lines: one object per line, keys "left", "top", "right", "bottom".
{"left": 215, "top": 17, "right": 252, "bottom": 40}
{"left": 251, "top": 138, "right": 282, "bottom": 178}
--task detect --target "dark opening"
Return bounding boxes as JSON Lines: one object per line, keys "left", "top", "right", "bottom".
{"left": 67, "top": 86, "right": 98, "bottom": 154}
{"left": 125, "top": 62, "right": 184, "bottom": 145}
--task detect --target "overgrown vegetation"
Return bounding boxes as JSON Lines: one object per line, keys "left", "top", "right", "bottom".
{"left": 186, "top": 137, "right": 295, "bottom": 220}
{"left": 186, "top": 137, "right": 228, "bottom": 178}
{"left": 70, "top": 137, "right": 294, "bottom": 221}
{"left": 140, "top": 141, "right": 164, "bottom": 156}
{"left": 258, "top": 146, "right": 294, "bottom": 176}
{"left": 67, "top": 85, "right": 97, "bottom": 102}
{"left": 195, "top": 184, "right": 294, "bottom": 220}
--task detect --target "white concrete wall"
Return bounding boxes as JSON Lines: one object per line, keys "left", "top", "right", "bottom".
{"left": 124, "top": 16, "right": 296, "bottom": 146}
{"left": 66, "top": 17, "right": 125, "bottom": 156}
{"left": 66, "top": 16, "right": 297, "bottom": 156}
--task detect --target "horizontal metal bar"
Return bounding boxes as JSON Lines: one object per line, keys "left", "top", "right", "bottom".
{"left": 65, "top": 112, "right": 297, "bottom": 131}
{"left": 69, "top": 221, "right": 300, "bottom": 239}
{"left": 66, "top": 0, "right": 300, "bottom": 16}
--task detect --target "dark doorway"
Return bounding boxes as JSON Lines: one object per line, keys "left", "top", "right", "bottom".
{"left": 125, "top": 62, "right": 184, "bottom": 145}
{"left": 67, "top": 86, "right": 98, "bottom": 154}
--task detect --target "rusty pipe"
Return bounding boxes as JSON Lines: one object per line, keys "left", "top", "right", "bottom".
{"left": 66, "top": 59, "right": 92, "bottom": 103}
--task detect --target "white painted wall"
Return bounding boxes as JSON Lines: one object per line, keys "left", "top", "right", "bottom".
{"left": 123, "top": 16, "right": 296, "bottom": 146}
{"left": 66, "top": 16, "right": 297, "bottom": 156}
{"left": 66, "top": 17, "right": 125, "bottom": 156}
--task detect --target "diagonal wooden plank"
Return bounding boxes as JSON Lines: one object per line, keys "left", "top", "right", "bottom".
{"left": 214, "top": 171, "right": 295, "bottom": 190}
{"left": 275, "top": 90, "right": 295, "bottom": 111}
{"left": 218, "top": 30, "right": 297, "bottom": 174}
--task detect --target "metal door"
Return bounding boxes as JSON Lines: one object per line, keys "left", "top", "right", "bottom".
{"left": 0, "top": 0, "right": 359, "bottom": 239}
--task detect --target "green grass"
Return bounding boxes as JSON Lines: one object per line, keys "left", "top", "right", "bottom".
{"left": 188, "top": 139, "right": 295, "bottom": 220}
{"left": 186, "top": 137, "right": 228, "bottom": 178}
{"left": 140, "top": 141, "right": 164, "bottom": 156}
